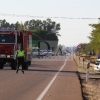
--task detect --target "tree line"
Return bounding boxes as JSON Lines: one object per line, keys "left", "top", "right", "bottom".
{"left": 78, "top": 18, "right": 100, "bottom": 55}
{"left": 0, "top": 18, "right": 61, "bottom": 41}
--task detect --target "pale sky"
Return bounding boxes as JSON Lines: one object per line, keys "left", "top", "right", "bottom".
{"left": 0, "top": 0, "right": 100, "bottom": 47}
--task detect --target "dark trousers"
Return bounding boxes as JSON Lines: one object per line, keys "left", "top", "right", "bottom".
{"left": 17, "top": 57, "right": 24, "bottom": 70}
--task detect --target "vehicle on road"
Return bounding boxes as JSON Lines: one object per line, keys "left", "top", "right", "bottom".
{"left": 40, "top": 50, "right": 48, "bottom": 56}
{"left": 32, "top": 49, "right": 44, "bottom": 57}
{"left": 48, "top": 50, "right": 54, "bottom": 56}
{"left": 32, "top": 48, "right": 54, "bottom": 57}
{"left": 40, "top": 50, "right": 54, "bottom": 56}
{"left": 0, "top": 29, "right": 32, "bottom": 70}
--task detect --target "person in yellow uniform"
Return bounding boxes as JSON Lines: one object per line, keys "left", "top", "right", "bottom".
{"left": 16, "top": 46, "right": 25, "bottom": 74}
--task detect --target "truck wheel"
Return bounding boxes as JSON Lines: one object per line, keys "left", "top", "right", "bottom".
{"left": 0, "top": 63, "right": 4, "bottom": 69}
{"left": 11, "top": 60, "right": 17, "bottom": 70}
{"left": 24, "top": 62, "right": 28, "bottom": 70}
{"left": 28, "top": 61, "right": 31, "bottom": 66}
{"left": 29, "top": 61, "right": 31, "bottom": 65}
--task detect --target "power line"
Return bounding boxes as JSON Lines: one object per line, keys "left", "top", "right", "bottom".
{"left": 0, "top": 13, "right": 99, "bottom": 19}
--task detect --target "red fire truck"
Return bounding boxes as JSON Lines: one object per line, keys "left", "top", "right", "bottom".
{"left": 0, "top": 29, "right": 32, "bottom": 70}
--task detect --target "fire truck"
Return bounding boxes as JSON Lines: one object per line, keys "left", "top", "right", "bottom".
{"left": 0, "top": 29, "right": 32, "bottom": 70}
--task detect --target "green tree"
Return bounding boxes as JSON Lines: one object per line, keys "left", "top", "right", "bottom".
{"left": 32, "top": 29, "right": 58, "bottom": 41}
{"left": 14, "top": 21, "right": 20, "bottom": 30}
{"left": 24, "top": 21, "right": 29, "bottom": 30}
{"left": 24, "top": 18, "right": 61, "bottom": 36}
{"left": 0, "top": 19, "right": 10, "bottom": 28}
{"left": 88, "top": 20, "right": 100, "bottom": 53}
{"left": 19, "top": 22, "right": 24, "bottom": 30}
{"left": 0, "top": 19, "right": 60, "bottom": 42}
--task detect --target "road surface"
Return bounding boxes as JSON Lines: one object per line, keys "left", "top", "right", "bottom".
{"left": 0, "top": 55, "right": 83, "bottom": 100}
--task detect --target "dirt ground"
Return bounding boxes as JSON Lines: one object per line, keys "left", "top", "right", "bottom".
{"left": 81, "top": 79, "right": 100, "bottom": 100}
{"left": 74, "top": 54, "right": 100, "bottom": 100}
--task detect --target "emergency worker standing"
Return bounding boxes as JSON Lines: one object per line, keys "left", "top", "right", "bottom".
{"left": 16, "top": 46, "right": 25, "bottom": 74}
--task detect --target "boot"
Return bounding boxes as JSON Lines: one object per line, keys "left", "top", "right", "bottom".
{"left": 22, "top": 70, "right": 24, "bottom": 74}
{"left": 16, "top": 69, "right": 18, "bottom": 73}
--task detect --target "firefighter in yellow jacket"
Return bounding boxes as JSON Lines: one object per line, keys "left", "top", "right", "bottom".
{"left": 16, "top": 46, "right": 25, "bottom": 74}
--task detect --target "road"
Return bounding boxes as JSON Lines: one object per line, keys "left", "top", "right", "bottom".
{"left": 0, "top": 55, "right": 83, "bottom": 100}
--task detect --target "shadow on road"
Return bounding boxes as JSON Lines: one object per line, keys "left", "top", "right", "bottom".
{"left": 26, "top": 69, "right": 78, "bottom": 73}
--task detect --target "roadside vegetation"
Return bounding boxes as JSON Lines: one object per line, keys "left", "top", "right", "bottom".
{"left": 76, "top": 18, "right": 100, "bottom": 56}
{"left": 74, "top": 54, "right": 100, "bottom": 100}
{"left": 74, "top": 18, "right": 100, "bottom": 100}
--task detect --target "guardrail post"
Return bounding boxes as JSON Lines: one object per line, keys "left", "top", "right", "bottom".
{"left": 78, "top": 56, "right": 80, "bottom": 65}
{"left": 86, "top": 68, "right": 89, "bottom": 82}
{"left": 86, "top": 62, "right": 90, "bottom": 82}
{"left": 82, "top": 57, "right": 85, "bottom": 68}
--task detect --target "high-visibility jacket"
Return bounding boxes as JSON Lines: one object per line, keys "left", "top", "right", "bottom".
{"left": 17, "top": 50, "right": 25, "bottom": 57}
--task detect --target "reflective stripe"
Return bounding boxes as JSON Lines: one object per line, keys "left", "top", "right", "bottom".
{"left": 17, "top": 50, "right": 25, "bottom": 57}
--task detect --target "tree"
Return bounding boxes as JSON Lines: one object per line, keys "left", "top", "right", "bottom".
{"left": 88, "top": 19, "right": 100, "bottom": 53}
{"left": 24, "top": 21, "right": 29, "bottom": 30}
{"left": 19, "top": 22, "right": 24, "bottom": 30}
{"left": 0, "top": 19, "right": 10, "bottom": 28}
{"left": 14, "top": 21, "right": 20, "bottom": 30}
{"left": 24, "top": 18, "right": 61, "bottom": 35}
{"left": 32, "top": 29, "right": 58, "bottom": 41}
{"left": 0, "top": 19, "right": 60, "bottom": 42}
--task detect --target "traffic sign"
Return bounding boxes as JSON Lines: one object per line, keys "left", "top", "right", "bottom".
{"left": 77, "top": 44, "right": 82, "bottom": 49}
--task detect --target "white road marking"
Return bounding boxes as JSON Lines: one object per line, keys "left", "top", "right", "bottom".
{"left": 36, "top": 57, "right": 68, "bottom": 100}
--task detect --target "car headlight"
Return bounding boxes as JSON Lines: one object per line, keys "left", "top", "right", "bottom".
{"left": 7, "top": 55, "right": 10, "bottom": 58}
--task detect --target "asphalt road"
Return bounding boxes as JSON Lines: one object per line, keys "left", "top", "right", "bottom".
{"left": 0, "top": 55, "right": 83, "bottom": 100}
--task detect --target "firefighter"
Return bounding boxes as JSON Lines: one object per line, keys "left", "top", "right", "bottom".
{"left": 16, "top": 46, "right": 25, "bottom": 74}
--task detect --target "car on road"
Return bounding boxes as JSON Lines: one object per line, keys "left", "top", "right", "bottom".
{"left": 40, "top": 50, "right": 54, "bottom": 56}
{"left": 32, "top": 49, "right": 44, "bottom": 57}
{"left": 33, "top": 49, "right": 54, "bottom": 57}
{"left": 40, "top": 50, "right": 48, "bottom": 56}
{"left": 48, "top": 50, "right": 54, "bottom": 56}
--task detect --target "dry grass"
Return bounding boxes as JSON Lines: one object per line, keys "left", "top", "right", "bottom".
{"left": 81, "top": 79, "right": 100, "bottom": 100}
{"left": 74, "top": 54, "right": 95, "bottom": 74}
{"left": 74, "top": 54, "right": 100, "bottom": 100}
{"left": 77, "top": 66, "right": 86, "bottom": 73}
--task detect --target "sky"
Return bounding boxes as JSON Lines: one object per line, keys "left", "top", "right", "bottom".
{"left": 0, "top": 0, "right": 100, "bottom": 47}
